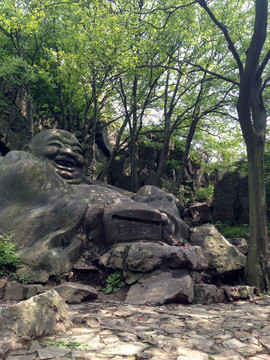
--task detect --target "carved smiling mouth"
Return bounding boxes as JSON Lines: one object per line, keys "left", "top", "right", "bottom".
{"left": 54, "top": 158, "right": 76, "bottom": 173}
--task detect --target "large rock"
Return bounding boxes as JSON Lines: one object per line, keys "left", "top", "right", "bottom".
{"left": 101, "top": 242, "right": 208, "bottom": 273}
{"left": 53, "top": 282, "right": 98, "bottom": 303}
{"left": 188, "top": 202, "right": 211, "bottom": 224}
{"left": 0, "top": 290, "right": 71, "bottom": 358}
{"left": 194, "top": 284, "right": 226, "bottom": 304}
{"left": 190, "top": 224, "right": 246, "bottom": 276}
{"left": 125, "top": 271, "right": 195, "bottom": 305}
{"left": 212, "top": 172, "right": 249, "bottom": 224}
{"left": 0, "top": 92, "right": 30, "bottom": 156}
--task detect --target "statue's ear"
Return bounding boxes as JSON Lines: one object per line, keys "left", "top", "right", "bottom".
{"left": 23, "top": 144, "right": 32, "bottom": 152}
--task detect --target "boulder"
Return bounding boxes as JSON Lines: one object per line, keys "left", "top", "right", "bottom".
{"left": 227, "top": 237, "right": 249, "bottom": 255}
{"left": 0, "top": 290, "right": 71, "bottom": 358}
{"left": 102, "top": 242, "right": 208, "bottom": 273}
{"left": 188, "top": 202, "right": 211, "bottom": 224}
{"left": 53, "top": 282, "right": 98, "bottom": 303}
{"left": 1, "top": 282, "right": 44, "bottom": 301}
{"left": 125, "top": 271, "right": 195, "bottom": 305}
{"left": 4, "top": 282, "right": 28, "bottom": 301}
{"left": 194, "top": 284, "right": 226, "bottom": 304}
{"left": 212, "top": 172, "right": 249, "bottom": 224}
{"left": 190, "top": 224, "right": 246, "bottom": 277}
{"left": 222, "top": 285, "right": 255, "bottom": 301}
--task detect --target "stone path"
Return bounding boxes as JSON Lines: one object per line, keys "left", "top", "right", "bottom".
{"left": 4, "top": 296, "right": 270, "bottom": 360}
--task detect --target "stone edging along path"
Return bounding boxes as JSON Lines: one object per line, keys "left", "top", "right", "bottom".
{"left": 4, "top": 296, "right": 270, "bottom": 360}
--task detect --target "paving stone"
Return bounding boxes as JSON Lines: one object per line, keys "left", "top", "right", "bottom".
{"left": 37, "top": 346, "right": 71, "bottom": 359}
{"left": 2, "top": 296, "right": 270, "bottom": 360}
{"left": 248, "top": 355, "right": 270, "bottom": 360}
{"left": 99, "top": 341, "right": 147, "bottom": 355}
{"left": 6, "top": 355, "right": 37, "bottom": 360}
{"left": 237, "top": 344, "right": 263, "bottom": 357}
{"left": 259, "top": 335, "right": 270, "bottom": 351}
{"left": 209, "top": 350, "right": 244, "bottom": 359}
{"left": 176, "top": 347, "right": 209, "bottom": 359}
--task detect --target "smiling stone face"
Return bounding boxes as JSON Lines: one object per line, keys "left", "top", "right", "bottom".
{"left": 29, "top": 129, "right": 84, "bottom": 184}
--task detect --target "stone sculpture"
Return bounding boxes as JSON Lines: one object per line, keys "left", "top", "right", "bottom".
{"left": 0, "top": 129, "right": 189, "bottom": 281}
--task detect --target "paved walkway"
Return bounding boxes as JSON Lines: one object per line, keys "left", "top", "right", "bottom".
{"left": 5, "top": 296, "right": 270, "bottom": 360}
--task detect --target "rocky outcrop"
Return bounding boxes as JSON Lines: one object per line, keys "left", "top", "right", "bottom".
{"left": 190, "top": 224, "right": 246, "bottom": 277}
{"left": 212, "top": 172, "right": 249, "bottom": 224}
{"left": 0, "top": 88, "right": 30, "bottom": 156}
{"left": 125, "top": 271, "right": 195, "bottom": 305}
{"left": 0, "top": 290, "right": 71, "bottom": 358}
{"left": 95, "top": 233, "right": 249, "bottom": 305}
{"left": 100, "top": 242, "right": 208, "bottom": 274}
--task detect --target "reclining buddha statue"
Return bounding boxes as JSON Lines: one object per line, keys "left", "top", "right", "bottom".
{"left": 0, "top": 129, "right": 189, "bottom": 281}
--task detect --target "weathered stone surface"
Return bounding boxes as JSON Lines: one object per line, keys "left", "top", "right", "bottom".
{"left": 38, "top": 346, "right": 70, "bottom": 359}
{"left": 53, "top": 283, "right": 98, "bottom": 303}
{"left": 104, "top": 242, "right": 208, "bottom": 273}
{"left": 0, "top": 101, "right": 30, "bottom": 156}
{"left": 176, "top": 348, "right": 209, "bottom": 360}
{"left": 0, "top": 130, "right": 190, "bottom": 281}
{"left": 188, "top": 202, "right": 211, "bottom": 224}
{"left": 2, "top": 282, "right": 45, "bottom": 301}
{"left": 212, "top": 172, "right": 249, "bottom": 224}
{"left": 0, "top": 290, "right": 71, "bottom": 358}
{"left": 26, "top": 284, "right": 45, "bottom": 299}
{"left": 194, "top": 284, "right": 226, "bottom": 304}
{"left": 125, "top": 272, "right": 195, "bottom": 305}
{"left": 4, "top": 282, "right": 28, "bottom": 301}
{"left": 227, "top": 237, "right": 249, "bottom": 255}
{"left": 133, "top": 185, "right": 190, "bottom": 244}
{"left": 0, "top": 277, "right": 8, "bottom": 299}
{"left": 190, "top": 224, "right": 246, "bottom": 276}
{"left": 222, "top": 285, "right": 255, "bottom": 301}
{"left": 103, "top": 202, "right": 163, "bottom": 245}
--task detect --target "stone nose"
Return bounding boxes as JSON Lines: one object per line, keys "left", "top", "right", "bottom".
{"left": 60, "top": 146, "right": 74, "bottom": 156}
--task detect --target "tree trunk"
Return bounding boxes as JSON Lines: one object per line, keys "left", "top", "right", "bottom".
{"left": 130, "top": 137, "right": 139, "bottom": 192}
{"left": 244, "top": 136, "right": 268, "bottom": 291}
{"left": 98, "top": 116, "right": 128, "bottom": 182}
{"left": 176, "top": 117, "right": 199, "bottom": 190}
{"left": 238, "top": 78, "right": 269, "bottom": 292}
{"left": 152, "top": 114, "right": 171, "bottom": 186}
{"left": 25, "top": 83, "right": 34, "bottom": 136}
{"left": 130, "top": 75, "right": 139, "bottom": 192}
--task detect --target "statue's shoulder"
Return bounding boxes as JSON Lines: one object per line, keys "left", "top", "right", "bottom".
{"left": 1, "top": 150, "right": 37, "bottom": 164}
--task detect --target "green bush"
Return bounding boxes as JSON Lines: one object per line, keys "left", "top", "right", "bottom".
{"left": 194, "top": 185, "right": 214, "bottom": 202}
{"left": 0, "top": 233, "right": 21, "bottom": 271}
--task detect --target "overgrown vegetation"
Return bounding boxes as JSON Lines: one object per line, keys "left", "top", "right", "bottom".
{"left": 0, "top": 233, "right": 20, "bottom": 272}
{"left": 0, "top": 233, "right": 31, "bottom": 283}
{"left": 194, "top": 185, "right": 214, "bottom": 203}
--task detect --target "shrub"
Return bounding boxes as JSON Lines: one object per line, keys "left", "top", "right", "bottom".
{"left": 194, "top": 185, "right": 214, "bottom": 202}
{"left": 103, "top": 271, "right": 125, "bottom": 294}
{"left": 0, "top": 233, "right": 21, "bottom": 271}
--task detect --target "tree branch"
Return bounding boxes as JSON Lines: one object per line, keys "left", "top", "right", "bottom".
{"left": 196, "top": 0, "right": 244, "bottom": 74}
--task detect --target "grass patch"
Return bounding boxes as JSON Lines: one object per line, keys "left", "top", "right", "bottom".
{"left": 215, "top": 222, "right": 249, "bottom": 238}
{"left": 42, "top": 340, "right": 90, "bottom": 350}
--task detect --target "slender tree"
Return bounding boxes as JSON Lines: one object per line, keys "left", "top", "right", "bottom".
{"left": 196, "top": 0, "right": 270, "bottom": 292}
